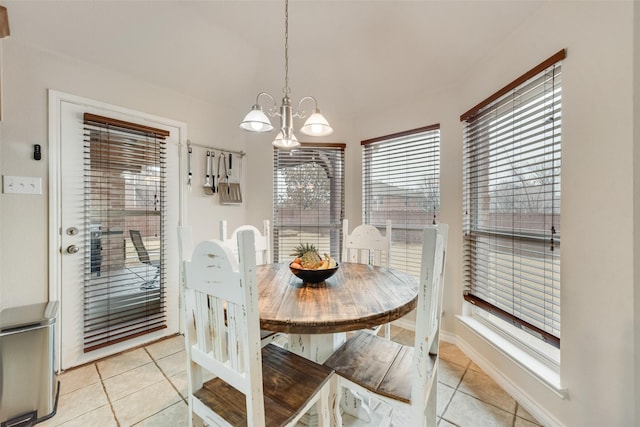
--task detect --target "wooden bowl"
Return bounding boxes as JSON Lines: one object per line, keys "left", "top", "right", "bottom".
{"left": 289, "top": 263, "right": 339, "bottom": 283}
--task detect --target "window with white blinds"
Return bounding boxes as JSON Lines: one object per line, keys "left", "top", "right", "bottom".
{"left": 83, "top": 113, "right": 168, "bottom": 352}
{"left": 362, "top": 125, "right": 440, "bottom": 277}
{"left": 273, "top": 143, "right": 345, "bottom": 262}
{"left": 461, "top": 50, "right": 564, "bottom": 348}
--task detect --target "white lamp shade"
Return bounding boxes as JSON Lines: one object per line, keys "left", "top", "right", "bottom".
{"left": 300, "top": 111, "right": 333, "bottom": 136}
{"left": 240, "top": 107, "right": 273, "bottom": 132}
{"left": 272, "top": 131, "right": 300, "bottom": 149}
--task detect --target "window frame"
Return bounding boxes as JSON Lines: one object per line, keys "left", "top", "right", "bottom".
{"left": 272, "top": 143, "right": 345, "bottom": 263}
{"left": 461, "top": 50, "right": 565, "bottom": 351}
{"left": 361, "top": 125, "right": 441, "bottom": 278}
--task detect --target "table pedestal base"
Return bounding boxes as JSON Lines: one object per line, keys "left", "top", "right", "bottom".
{"left": 287, "top": 332, "right": 346, "bottom": 363}
{"left": 286, "top": 332, "right": 346, "bottom": 426}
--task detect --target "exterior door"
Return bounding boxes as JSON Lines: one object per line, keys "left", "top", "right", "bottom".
{"left": 50, "top": 91, "right": 183, "bottom": 370}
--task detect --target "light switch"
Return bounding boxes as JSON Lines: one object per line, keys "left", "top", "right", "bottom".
{"left": 3, "top": 175, "right": 42, "bottom": 195}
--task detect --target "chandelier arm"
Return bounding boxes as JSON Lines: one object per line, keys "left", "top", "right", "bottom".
{"left": 295, "top": 96, "right": 319, "bottom": 119}
{"left": 255, "top": 92, "right": 279, "bottom": 116}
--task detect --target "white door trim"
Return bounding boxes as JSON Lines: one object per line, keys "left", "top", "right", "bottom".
{"left": 48, "top": 89, "right": 188, "bottom": 371}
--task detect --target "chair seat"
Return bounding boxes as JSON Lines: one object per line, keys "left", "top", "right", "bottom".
{"left": 194, "top": 343, "right": 333, "bottom": 426}
{"left": 323, "top": 330, "right": 436, "bottom": 404}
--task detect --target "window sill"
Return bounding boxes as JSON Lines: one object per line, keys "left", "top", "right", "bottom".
{"left": 456, "top": 314, "right": 568, "bottom": 399}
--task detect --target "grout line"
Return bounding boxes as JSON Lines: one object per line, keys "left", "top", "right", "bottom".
{"left": 512, "top": 402, "right": 519, "bottom": 427}
{"left": 437, "top": 359, "right": 468, "bottom": 427}
{"left": 95, "top": 362, "right": 121, "bottom": 427}
{"left": 144, "top": 346, "right": 189, "bottom": 404}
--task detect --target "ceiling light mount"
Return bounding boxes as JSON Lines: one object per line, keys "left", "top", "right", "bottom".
{"left": 239, "top": 0, "right": 333, "bottom": 149}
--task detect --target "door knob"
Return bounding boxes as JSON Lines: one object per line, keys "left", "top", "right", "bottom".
{"left": 66, "top": 245, "right": 79, "bottom": 254}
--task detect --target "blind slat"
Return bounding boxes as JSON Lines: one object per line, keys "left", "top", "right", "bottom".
{"left": 462, "top": 55, "right": 562, "bottom": 347}
{"left": 82, "top": 113, "right": 167, "bottom": 352}
{"left": 273, "top": 146, "right": 345, "bottom": 262}
{"left": 362, "top": 125, "right": 440, "bottom": 277}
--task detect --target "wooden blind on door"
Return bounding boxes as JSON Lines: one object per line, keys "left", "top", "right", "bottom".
{"left": 83, "top": 113, "right": 169, "bottom": 352}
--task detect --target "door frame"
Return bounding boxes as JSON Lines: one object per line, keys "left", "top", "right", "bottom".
{"left": 48, "top": 90, "right": 188, "bottom": 371}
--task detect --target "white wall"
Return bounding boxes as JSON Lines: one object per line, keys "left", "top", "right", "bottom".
{"left": 246, "top": 3, "right": 638, "bottom": 424}
{"left": 343, "top": 2, "right": 636, "bottom": 426}
{"left": 0, "top": 40, "right": 248, "bottom": 308}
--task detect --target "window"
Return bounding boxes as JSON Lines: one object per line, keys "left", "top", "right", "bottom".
{"left": 83, "top": 113, "right": 168, "bottom": 352}
{"left": 273, "top": 143, "right": 345, "bottom": 262}
{"left": 461, "top": 50, "right": 565, "bottom": 349}
{"left": 362, "top": 126, "right": 440, "bottom": 277}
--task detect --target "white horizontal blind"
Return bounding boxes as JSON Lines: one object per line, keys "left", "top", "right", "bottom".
{"left": 462, "top": 51, "right": 564, "bottom": 347}
{"left": 362, "top": 125, "right": 440, "bottom": 277}
{"left": 83, "top": 113, "right": 168, "bottom": 352}
{"left": 273, "top": 144, "right": 345, "bottom": 262}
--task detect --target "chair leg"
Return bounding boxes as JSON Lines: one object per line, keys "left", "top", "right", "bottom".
{"left": 140, "top": 265, "right": 160, "bottom": 289}
{"left": 316, "top": 380, "right": 331, "bottom": 427}
{"left": 330, "top": 376, "right": 343, "bottom": 427}
{"left": 425, "top": 378, "right": 437, "bottom": 426}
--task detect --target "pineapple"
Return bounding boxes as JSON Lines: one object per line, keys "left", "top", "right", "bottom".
{"left": 291, "top": 243, "right": 323, "bottom": 269}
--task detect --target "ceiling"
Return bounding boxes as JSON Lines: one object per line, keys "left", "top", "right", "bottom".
{"left": 3, "top": 0, "right": 545, "bottom": 120}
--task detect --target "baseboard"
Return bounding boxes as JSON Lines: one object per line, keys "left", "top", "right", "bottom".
{"left": 395, "top": 317, "right": 565, "bottom": 426}
{"left": 455, "top": 320, "right": 567, "bottom": 427}
{"left": 391, "top": 317, "right": 415, "bottom": 331}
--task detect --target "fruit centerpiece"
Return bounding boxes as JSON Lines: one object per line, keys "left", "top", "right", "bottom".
{"left": 289, "top": 243, "right": 339, "bottom": 283}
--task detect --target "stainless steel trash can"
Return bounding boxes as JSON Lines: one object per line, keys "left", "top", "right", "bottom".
{"left": 0, "top": 302, "right": 60, "bottom": 427}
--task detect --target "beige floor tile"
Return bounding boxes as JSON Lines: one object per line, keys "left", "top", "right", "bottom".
{"left": 515, "top": 416, "right": 543, "bottom": 427}
{"left": 56, "top": 405, "right": 116, "bottom": 427}
{"left": 517, "top": 404, "right": 539, "bottom": 423}
{"left": 168, "top": 371, "right": 188, "bottom": 399}
{"left": 440, "top": 341, "right": 471, "bottom": 367}
{"left": 388, "top": 324, "right": 405, "bottom": 337}
{"left": 457, "top": 370, "right": 516, "bottom": 414}
{"left": 103, "top": 362, "right": 165, "bottom": 401}
{"left": 156, "top": 349, "right": 187, "bottom": 377}
{"left": 438, "top": 419, "right": 458, "bottom": 427}
{"left": 442, "top": 392, "right": 515, "bottom": 427}
{"left": 468, "top": 361, "right": 485, "bottom": 373}
{"left": 38, "top": 382, "right": 109, "bottom": 426}
{"left": 145, "top": 334, "right": 185, "bottom": 360}
{"left": 112, "top": 379, "right": 182, "bottom": 426}
{"left": 392, "top": 329, "right": 415, "bottom": 346}
{"left": 438, "top": 359, "right": 467, "bottom": 388}
{"left": 97, "top": 348, "right": 152, "bottom": 379}
{"left": 57, "top": 363, "right": 100, "bottom": 396}
{"left": 133, "top": 400, "right": 189, "bottom": 426}
{"left": 437, "top": 382, "right": 455, "bottom": 417}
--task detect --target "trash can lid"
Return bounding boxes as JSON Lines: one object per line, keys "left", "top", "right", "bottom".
{"left": 0, "top": 301, "right": 59, "bottom": 333}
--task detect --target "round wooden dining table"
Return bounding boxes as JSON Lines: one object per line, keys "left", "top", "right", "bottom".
{"left": 257, "top": 262, "right": 419, "bottom": 362}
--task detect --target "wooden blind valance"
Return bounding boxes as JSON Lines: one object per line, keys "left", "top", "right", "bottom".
{"left": 84, "top": 113, "right": 170, "bottom": 139}
{"left": 460, "top": 49, "right": 566, "bottom": 123}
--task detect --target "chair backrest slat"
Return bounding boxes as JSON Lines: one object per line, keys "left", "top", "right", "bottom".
{"left": 184, "top": 231, "right": 266, "bottom": 426}
{"left": 220, "top": 220, "right": 271, "bottom": 265}
{"left": 342, "top": 219, "right": 392, "bottom": 267}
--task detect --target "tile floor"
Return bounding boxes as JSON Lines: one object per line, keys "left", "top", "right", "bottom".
{"left": 39, "top": 327, "right": 544, "bottom": 427}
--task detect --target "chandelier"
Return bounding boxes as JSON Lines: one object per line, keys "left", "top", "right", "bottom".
{"left": 239, "top": 0, "right": 333, "bottom": 149}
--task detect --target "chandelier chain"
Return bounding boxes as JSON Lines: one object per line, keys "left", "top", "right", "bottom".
{"left": 284, "top": 0, "right": 290, "bottom": 95}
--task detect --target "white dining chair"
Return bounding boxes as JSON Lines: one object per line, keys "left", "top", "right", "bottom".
{"left": 342, "top": 219, "right": 392, "bottom": 338}
{"left": 183, "top": 231, "right": 335, "bottom": 427}
{"left": 179, "top": 225, "right": 279, "bottom": 348}
{"left": 325, "top": 224, "right": 448, "bottom": 427}
{"left": 220, "top": 219, "right": 271, "bottom": 265}
{"left": 342, "top": 219, "right": 392, "bottom": 267}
